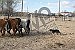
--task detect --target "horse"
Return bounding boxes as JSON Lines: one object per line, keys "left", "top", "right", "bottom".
{"left": 6, "top": 18, "right": 19, "bottom": 36}
{"left": 20, "top": 19, "right": 30, "bottom": 35}
{"left": 0, "top": 18, "right": 7, "bottom": 36}
{"left": 4, "top": 18, "right": 30, "bottom": 36}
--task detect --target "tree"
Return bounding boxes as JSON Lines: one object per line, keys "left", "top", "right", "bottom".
{"left": 0, "top": 0, "right": 21, "bottom": 16}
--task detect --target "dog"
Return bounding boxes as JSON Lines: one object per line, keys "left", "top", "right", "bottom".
{"left": 49, "top": 29, "right": 61, "bottom": 35}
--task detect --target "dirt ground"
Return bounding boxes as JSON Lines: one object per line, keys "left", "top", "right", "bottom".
{"left": 0, "top": 18, "right": 75, "bottom": 50}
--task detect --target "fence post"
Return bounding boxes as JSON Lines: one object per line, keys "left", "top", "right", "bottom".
{"left": 64, "top": 15, "right": 65, "bottom": 21}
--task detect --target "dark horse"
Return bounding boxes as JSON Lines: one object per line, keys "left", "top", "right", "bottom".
{"left": 6, "top": 18, "right": 19, "bottom": 36}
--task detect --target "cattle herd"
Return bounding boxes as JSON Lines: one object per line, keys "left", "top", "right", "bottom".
{"left": 0, "top": 17, "right": 30, "bottom": 36}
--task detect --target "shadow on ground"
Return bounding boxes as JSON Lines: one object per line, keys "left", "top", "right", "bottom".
{"left": 0, "top": 30, "right": 69, "bottom": 38}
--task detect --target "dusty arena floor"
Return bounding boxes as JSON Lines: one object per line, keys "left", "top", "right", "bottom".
{"left": 0, "top": 20, "right": 75, "bottom": 50}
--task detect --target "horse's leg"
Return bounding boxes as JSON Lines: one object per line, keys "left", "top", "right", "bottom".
{"left": 18, "top": 28, "right": 21, "bottom": 35}
{"left": 25, "top": 27, "right": 30, "bottom": 35}
{"left": 7, "top": 29, "right": 11, "bottom": 35}
{"left": 0, "top": 27, "right": 3, "bottom": 33}
{"left": 2, "top": 28, "right": 5, "bottom": 36}
{"left": 15, "top": 27, "right": 18, "bottom": 33}
{"left": 7, "top": 23, "right": 11, "bottom": 35}
{"left": 18, "top": 27, "right": 23, "bottom": 36}
{"left": 12, "top": 27, "right": 16, "bottom": 36}
{"left": 27, "top": 27, "right": 30, "bottom": 34}
{"left": 24, "top": 28, "right": 27, "bottom": 34}
{"left": 20, "top": 28, "right": 23, "bottom": 36}
{"left": 0, "top": 28, "right": 2, "bottom": 33}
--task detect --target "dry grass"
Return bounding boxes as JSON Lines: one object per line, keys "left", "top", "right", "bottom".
{"left": 0, "top": 17, "right": 75, "bottom": 50}
{"left": 0, "top": 32, "right": 75, "bottom": 50}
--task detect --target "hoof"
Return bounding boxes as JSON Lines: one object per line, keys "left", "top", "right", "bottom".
{"left": 2, "top": 34, "right": 5, "bottom": 36}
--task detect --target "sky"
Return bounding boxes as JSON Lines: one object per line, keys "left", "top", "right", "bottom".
{"left": 16, "top": 0, "right": 75, "bottom": 13}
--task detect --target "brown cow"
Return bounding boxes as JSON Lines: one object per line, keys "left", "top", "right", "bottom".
{"left": 0, "top": 18, "right": 7, "bottom": 36}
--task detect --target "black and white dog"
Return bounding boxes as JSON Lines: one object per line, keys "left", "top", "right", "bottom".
{"left": 49, "top": 29, "right": 61, "bottom": 35}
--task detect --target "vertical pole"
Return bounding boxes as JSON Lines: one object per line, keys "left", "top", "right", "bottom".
{"left": 27, "top": 6, "right": 28, "bottom": 13}
{"left": 21, "top": 0, "right": 23, "bottom": 12}
{"left": 7, "top": 0, "right": 9, "bottom": 19}
{"left": 59, "top": 0, "right": 60, "bottom": 17}
{"left": 21, "top": 0, "right": 23, "bottom": 16}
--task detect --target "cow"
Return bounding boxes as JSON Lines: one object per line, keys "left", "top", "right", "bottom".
{"left": 49, "top": 29, "right": 61, "bottom": 35}
{"left": 0, "top": 18, "right": 7, "bottom": 36}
